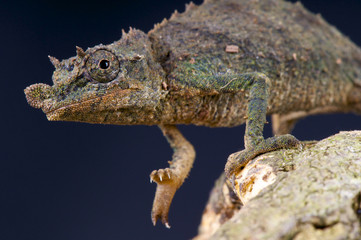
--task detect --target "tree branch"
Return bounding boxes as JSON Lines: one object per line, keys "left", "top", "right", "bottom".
{"left": 195, "top": 131, "right": 361, "bottom": 240}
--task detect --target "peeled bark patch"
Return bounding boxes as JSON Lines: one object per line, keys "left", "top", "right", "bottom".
{"left": 196, "top": 131, "right": 361, "bottom": 240}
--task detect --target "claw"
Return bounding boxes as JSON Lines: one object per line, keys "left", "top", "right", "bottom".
{"left": 151, "top": 211, "right": 171, "bottom": 228}
{"left": 151, "top": 169, "right": 181, "bottom": 228}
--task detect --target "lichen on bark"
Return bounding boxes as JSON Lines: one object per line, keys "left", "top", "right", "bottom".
{"left": 196, "top": 131, "right": 361, "bottom": 240}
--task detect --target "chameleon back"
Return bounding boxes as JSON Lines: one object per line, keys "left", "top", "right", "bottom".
{"left": 149, "top": 0, "right": 361, "bottom": 114}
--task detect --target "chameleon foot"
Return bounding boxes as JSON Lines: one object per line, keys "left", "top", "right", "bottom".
{"left": 225, "top": 134, "right": 300, "bottom": 181}
{"left": 150, "top": 168, "right": 173, "bottom": 183}
{"left": 150, "top": 168, "right": 182, "bottom": 228}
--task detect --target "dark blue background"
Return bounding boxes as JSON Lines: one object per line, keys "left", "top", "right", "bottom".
{"left": 2, "top": 0, "right": 361, "bottom": 239}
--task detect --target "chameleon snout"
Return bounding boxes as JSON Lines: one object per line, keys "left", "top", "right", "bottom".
{"left": 24, "top": 83, "right": 52, "bottom": 109}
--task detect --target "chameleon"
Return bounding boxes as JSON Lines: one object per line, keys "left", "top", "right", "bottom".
{"left": 24, "top": 0, "right": 361, "bottom": 228}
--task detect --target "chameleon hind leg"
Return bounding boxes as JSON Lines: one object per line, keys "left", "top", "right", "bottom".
{"left": 224, "top": 73, "right": 300, "bottom": 180}
{"left": 272, "top": 113, "right": 303, "bottom": 135}
{"left": 272, "top": 114, "right": 298, "bottom": 135}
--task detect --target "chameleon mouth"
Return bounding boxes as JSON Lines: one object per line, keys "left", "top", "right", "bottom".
{"left": 45, "top": 95, "right": 104, "bottom": 120}
{"left": 25, "top": 79, "right": 144, "bottom": 122}
{"left": 45, "top": 88, "right": 136, "bottom": 122}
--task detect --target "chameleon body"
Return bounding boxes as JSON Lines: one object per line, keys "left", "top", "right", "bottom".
{"left": 24, "top": 0, "right": 361, "bottom": 228}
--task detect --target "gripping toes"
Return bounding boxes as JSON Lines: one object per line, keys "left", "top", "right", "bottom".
{"left": 150, "top": 168, "right": 182, "bottom": 228}
{"left": 150, "top": 168, "right": 174, "bottom": 183}
{"left": 150, "top": 125, "right": 195, "bottom": 228}
{"left": 225, "top": 134, "right": 301, "bottom": 180}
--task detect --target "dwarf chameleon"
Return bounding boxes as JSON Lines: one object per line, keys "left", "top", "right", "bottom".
{"left": 25, "top": 0, "right": 361, "bottom": 227}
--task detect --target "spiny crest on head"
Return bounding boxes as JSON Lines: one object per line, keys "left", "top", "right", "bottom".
{"left": 48, "top": 55, "right": 60, "bottom": 68}
{"left": 128, "top": 27, "right": 137, "bottom": 36}
{"left": 185, "top": 1, "right": 197, "bottom": 12}
{"left": 120, "top": 27, "right": 148, "bottom": 44}
{"left": 152, "top": 18, "right": 168, "bottom": 32}
{"left": 294, "top": 1, "right": 304, "bottom": 8}
{"left": 152, "top": 2, "right": 196, "bottom": 32}
{"left": 121, "top": 28, "right": 127, "bottom": 38}
{"left": 121, "top": 27, "right": 137, "bottom": 42}
{"left": 76, "top": 46, "right": 86, "bottom": 58}
{"left": 169, "top": 2, "right": 198, "bottom": 21}
{"left": 117, "top": 28, "right": 156, "bottom": 62}
{"left": 48, "top": 46, "right": 86, "bottom": 69}
{"left": 170, "top": 10, "right": 179, "bottom": 20}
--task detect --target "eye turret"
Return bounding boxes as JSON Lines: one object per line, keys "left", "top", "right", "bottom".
{"left": 86, "top": 50, "right": 120, "bottom": 83}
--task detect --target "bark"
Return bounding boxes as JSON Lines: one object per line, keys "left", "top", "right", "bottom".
{"left": 194, "top": 131, "right": 361, "bottom": 240}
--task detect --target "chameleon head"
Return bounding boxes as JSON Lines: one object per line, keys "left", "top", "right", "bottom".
{"left": 24, "top": 29, "right": 167, "bottom": 125}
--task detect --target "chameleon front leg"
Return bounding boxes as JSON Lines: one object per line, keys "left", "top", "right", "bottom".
{"left": 150, "top": 124, "right": 195, "bottom": 228}
{"left": 224, "top": 73, "right": 300, "bottom": 181}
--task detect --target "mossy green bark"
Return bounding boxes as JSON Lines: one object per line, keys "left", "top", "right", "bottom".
{"left": 197, "top": 131, "right": 361, "bottom": 240}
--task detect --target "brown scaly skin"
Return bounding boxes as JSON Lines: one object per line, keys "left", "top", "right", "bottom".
{"left": 24, "top": 0, "right": 361, "bottom": 228}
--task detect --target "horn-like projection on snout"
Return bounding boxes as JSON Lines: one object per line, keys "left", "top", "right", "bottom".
{"left": 24, "top": 83, "right": 52, "bottom": 109}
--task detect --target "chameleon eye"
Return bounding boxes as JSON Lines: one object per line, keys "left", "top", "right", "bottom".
{"left": 99, "top": 59, "right": 110, "bottom": 69}
{"left": 86, "top": 49, "right": 120, "bottom": 83}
